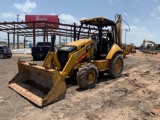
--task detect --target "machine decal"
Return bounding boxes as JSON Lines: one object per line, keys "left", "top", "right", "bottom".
{"left": 86, "top": 44, "right": 92, "bottom": 51}
{"left": 77, "top": 53, "right": 88, "bottom": 63}
{"left": 73, "top": 52, "right": 78, "bottom": 57}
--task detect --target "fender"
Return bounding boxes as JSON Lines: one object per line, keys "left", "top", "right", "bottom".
{"left": 106, "top": 44, "right": 123, "bottom": 59}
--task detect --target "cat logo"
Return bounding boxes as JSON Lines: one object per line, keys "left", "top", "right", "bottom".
{"left": 86, "top": 44, "right": 92, "bottom": 51}
{"left": 73, "top": 52, "right": 78, "bottom": 57}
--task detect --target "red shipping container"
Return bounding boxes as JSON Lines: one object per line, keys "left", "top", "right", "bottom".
{"left": 25, "top": 15, "right": 59, "bottom": 28}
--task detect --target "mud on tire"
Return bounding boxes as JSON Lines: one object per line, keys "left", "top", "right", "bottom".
{"left": 76, "top": 63, "right": 98, "bottom": 89}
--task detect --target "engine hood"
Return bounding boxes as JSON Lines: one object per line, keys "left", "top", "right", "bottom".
{"left": 66, "top": 39, "right": 94, "bottom": 50}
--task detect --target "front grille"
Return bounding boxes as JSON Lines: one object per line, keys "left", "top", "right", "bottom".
{"left": 32, "top": 47, "right": 50, "bottom": 54}
{"left": 57, "top": 51, "right": 69, "bottom": 69}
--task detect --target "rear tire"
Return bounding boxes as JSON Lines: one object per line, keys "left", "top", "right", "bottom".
{"left": 7, "top": 56, "right": 12, "bottom": 58}
{"left": 33, "top": 56, "right": 37, "bottom": 60}
{"left": 108, "top": 53, "right": 123, "bottom": 78}
{"left": 0, "top": 53, "right": 5, "bottom": 59}
{"left": 76, "top": 63, "right": 98, "bottom": 89}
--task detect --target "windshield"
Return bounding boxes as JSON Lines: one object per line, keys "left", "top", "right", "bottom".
{"left": 0, "top": 47, "right": 4, "bottom": 50}
{"left": 78, "top": 22, "right": 112, "bottom": 40}
{"left": 3, "top": 46, "right": 8, "bottom": 48}
{"left": 0, "top": 46, "right": 10, "bottom": 50}
{"left": 3, "top": 46, "right": 11, "bottom": 50}
{"left": 37, "top": 42, "right": 51, "bottom": 47}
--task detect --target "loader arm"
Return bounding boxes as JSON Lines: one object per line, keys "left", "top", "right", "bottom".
{"left": 42, "top": 34, "right": 61, "bottom": 69}
{"left": 42, "top": 51, "right": 61, "bottom": 70}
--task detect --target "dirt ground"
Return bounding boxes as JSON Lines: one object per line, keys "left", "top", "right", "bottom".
{"left": 0, "top": 52, "right": 160, "bottom": 120}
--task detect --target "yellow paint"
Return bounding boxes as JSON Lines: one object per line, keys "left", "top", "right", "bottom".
{"left": 106, "top": 44, "right": 123, "bottom": 59}
{"left": 42, "top": 52, "right": 61, "bottom": 70}
{"left": 115, "top": 59, "right": 122, "bottom": 73}
{"left": 86, "top": 70, "right": 95, "bottom": 84}
{"left": 66, "top": 39, "right": 93, "bottom": 50}
{"left": 93, "top": 60, "right": 110, "bottom": 71}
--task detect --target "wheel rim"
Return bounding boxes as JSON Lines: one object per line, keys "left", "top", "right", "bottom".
{"left": 0, "top": 54, "right": 4, "bottom": 59}
{"left": 115, "top": 59, "right": 122, "bottom": 73}
{"left": 86, "top": 70, "right": 95, "bottom": 84}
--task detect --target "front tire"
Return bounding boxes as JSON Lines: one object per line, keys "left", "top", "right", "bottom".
{"left": 108, "top": 53, "right": 123, "bottom": 78}
{"left": 7, "top": 56, "right": 12, "bottom": 58}
{"left": 76, "top": 63, "right": 98, "bottom": 89}
{"left": 0, "top": 53, "right": 5, "bottom": 59}
{"left": 33, "top": 56, "right": 37, "bottom": 60}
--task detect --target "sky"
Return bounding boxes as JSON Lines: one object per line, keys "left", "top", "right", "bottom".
{"left": 0, "top": 0, "right": 160, "bottom": 46}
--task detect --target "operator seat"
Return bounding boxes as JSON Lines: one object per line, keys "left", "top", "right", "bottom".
{"left": 99, "top": 33, "right": 114, "bottom": 59}
{"left": 91, "top": 35, "right": 98, "bottom": 55}
{"left": 107, "top": 32, "right": 114, "bottom": 49}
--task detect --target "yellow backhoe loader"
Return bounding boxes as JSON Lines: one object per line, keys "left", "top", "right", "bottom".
{"left": 8, "top": 14, "right": 124, "bottom": 107}
{"left": 141, "top": 39, "right": 157, "bottom": 54}
{"left": 142, "top": 39, "right": 156, "bottom": 50}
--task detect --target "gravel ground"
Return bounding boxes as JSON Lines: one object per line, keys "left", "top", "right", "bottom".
{"left": 0, "top": 53, "right": 160, "bottom": 120}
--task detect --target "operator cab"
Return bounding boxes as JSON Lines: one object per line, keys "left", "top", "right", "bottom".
{"left": 78, "top": 17, "right": 118, "bottom": 59}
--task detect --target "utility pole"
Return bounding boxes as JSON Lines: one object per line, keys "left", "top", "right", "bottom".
{"left": 123, "top": 29, "right": 128, "bottom": 45}
{"left": 66, "top": 26, "right": 67, "bottom": 44}
{"left": 13, "top": 24, "right": 15, "bottom": 49}
{"left": 122, "top": 20, "right": 130, "bottom": 45}
{"left": 17, "top": 14, "right": 19, "bottom": 49}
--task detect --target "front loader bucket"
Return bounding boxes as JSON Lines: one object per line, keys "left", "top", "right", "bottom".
{"left": 8, "top": 62, "right": 66, "bottom": 107}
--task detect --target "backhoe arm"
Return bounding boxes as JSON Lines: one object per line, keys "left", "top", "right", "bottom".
{"left": 115, "top": 14, "right": 122, "bottom": 48}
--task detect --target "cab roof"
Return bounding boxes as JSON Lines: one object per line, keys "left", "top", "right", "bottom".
{"left": 80, "top": 17, "right": 115, "bottom": 27}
